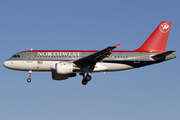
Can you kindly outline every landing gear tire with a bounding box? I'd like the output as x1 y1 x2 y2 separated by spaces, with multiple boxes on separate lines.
27 78 31 83
80 73 92 85
86 75 92 81
82 79 88 85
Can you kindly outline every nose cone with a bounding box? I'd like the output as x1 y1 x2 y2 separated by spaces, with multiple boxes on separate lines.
3 61 11 69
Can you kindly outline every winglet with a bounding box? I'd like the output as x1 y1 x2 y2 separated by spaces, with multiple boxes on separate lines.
115 43 120 49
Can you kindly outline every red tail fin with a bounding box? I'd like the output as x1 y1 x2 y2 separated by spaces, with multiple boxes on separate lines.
135 21 172 53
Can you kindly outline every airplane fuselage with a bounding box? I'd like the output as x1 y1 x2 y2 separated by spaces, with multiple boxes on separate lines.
4 50 176 72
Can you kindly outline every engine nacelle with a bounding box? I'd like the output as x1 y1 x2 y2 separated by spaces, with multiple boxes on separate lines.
52 71 76 80
56 62 73 74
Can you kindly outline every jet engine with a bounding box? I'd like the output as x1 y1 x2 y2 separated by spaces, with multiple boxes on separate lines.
52 62 76 80
55 62 73 74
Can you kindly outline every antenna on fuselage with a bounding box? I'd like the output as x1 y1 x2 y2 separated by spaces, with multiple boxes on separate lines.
31 48 33 51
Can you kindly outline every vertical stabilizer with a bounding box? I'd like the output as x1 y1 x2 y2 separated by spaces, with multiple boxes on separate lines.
135 21 172 53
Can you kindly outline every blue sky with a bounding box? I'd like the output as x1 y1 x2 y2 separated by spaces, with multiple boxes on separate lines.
0 0 180 120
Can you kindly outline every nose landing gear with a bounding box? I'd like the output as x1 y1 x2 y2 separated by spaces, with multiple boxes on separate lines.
27 70 32 83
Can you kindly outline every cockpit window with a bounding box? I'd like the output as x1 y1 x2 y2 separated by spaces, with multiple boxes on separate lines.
11 55 20 58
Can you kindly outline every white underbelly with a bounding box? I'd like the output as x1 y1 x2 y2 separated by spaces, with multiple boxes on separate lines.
5 60 134 72
102 63 134 71
4 61 55 71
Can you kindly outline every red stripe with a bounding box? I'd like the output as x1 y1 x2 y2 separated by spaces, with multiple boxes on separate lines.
21 50 151 53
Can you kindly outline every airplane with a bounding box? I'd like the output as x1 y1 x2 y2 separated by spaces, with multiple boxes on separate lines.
3 21 176 85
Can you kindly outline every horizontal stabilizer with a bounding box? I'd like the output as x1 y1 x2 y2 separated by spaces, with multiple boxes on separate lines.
152 50 176 59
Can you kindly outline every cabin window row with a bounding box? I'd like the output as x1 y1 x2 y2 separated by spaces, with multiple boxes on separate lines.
108 56 128 58
34 55 128 58
35 56 85 58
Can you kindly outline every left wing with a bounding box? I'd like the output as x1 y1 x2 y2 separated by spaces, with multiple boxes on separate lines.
73 43 120 70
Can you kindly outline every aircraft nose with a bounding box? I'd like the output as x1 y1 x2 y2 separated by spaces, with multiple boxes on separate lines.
3 60 11 68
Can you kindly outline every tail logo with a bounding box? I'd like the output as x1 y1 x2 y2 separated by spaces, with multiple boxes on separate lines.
159 23 170 33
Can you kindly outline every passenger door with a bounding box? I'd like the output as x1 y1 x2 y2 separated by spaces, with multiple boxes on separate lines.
26 52 32 63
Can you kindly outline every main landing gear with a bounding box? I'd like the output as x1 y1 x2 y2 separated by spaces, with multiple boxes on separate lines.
80 73 92 85
27 70 32 83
